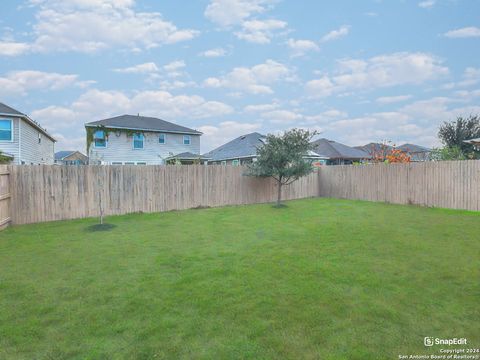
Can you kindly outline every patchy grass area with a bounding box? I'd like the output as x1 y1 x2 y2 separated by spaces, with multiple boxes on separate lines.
0 198 478 359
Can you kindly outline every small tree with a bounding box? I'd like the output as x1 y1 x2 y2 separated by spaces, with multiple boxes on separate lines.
430 146 467 161
438 115 480 157
247 129 317 207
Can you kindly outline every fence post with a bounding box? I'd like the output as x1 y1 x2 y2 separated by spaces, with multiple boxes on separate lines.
0 165 11 230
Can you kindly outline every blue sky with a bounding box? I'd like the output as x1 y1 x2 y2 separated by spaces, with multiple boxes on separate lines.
1 0 479 152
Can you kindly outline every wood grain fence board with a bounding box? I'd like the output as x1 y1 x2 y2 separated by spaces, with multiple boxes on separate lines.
9 165 320 225
318 160 480 211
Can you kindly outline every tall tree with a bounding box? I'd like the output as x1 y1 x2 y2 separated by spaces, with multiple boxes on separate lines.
247 129 317 207
438 115 480 157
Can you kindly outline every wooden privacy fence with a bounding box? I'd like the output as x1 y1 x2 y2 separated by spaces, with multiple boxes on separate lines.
319 160 480 211
9 165 319 225
2 161 480 228
0 165 10 229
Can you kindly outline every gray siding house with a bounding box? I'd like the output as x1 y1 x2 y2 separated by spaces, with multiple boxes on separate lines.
85 114 202 165
0 102 55 165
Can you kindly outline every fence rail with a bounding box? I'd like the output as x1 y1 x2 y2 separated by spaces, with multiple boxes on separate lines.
318 160 480 211
9 165 319 225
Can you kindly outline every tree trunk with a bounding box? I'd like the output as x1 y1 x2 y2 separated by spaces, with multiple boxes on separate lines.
276 181 282 206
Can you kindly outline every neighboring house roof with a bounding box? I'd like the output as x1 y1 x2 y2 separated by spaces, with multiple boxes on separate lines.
355 142 393 155
166 152 211 160
464 137 480 144
311 138 371 160
0 151 14 158
55 151 82 161
205 132 330 161
397 143 431 153
0 102 56 142
203 132 267 161
304 150 329 159
0 102 24 116
85 114 202 135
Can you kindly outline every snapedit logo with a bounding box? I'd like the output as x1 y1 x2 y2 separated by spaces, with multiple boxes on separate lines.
424 337 467 347
424 337 434 347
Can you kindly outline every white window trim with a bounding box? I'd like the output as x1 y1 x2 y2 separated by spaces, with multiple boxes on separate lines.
133 133 145 150
183 135 191 145
159 133 167 145
232 159 240 166
0 118 13 142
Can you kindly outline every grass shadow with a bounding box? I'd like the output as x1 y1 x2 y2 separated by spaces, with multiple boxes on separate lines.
272 203 288 209
85 223 117 232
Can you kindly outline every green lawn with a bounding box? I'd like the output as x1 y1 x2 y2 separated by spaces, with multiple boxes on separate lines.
0 198 478 359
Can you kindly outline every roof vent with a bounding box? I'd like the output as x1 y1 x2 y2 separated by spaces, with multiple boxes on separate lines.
240 135 246 140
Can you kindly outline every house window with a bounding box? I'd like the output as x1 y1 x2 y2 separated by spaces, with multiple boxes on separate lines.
125 162 135 165
38 133 42 144
133 133 144 149
159 133 166 144
232 159 240 166
112 162 122 165
136 162 147 165
221 161 227 166
183 135 191 145
0 119 12 141
94 130 106 148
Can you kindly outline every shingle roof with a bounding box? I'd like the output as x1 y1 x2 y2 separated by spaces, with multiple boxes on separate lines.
355 142 393 155
55 151 76 160
167 152 210 160
0 102 24 116
311 138 371 160
203 132 266 161
85 114 202 135
397 143 430 153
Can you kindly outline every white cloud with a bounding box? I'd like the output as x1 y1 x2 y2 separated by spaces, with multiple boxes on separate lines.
0 70 83 96
163 60 186 72
444 27 480 39
113 62 159 74
320 25 350 43
199 48 227 57
262 109 302 124
5 0 199 55
204 0 286 44
243 102 279 112
0 41 30 56
199 120 262 152
376 95 413 104
204 59 292 94
204 0 276 27
418 0 435 8
235 19 287 44
306 52 448 98
286 38 319 57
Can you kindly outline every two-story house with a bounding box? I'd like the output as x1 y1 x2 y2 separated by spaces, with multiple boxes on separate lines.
85 114 202 165
0 102 55 165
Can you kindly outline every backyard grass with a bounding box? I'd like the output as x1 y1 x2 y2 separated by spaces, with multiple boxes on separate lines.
0 198 479 359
